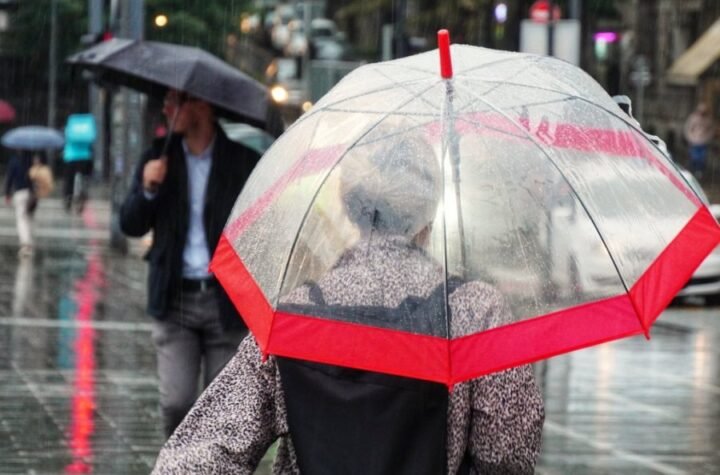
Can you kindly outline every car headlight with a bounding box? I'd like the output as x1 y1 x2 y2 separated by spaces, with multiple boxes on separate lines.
271 85 289 104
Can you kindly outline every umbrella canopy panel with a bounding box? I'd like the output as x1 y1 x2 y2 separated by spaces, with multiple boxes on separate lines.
67 39 269 126
1 126 65 151
213 45 718 382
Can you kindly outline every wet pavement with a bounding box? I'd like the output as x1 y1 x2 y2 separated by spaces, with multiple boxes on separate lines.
1 197 719 474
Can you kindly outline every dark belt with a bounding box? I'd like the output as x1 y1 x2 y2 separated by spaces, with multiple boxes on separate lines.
181 277 217 293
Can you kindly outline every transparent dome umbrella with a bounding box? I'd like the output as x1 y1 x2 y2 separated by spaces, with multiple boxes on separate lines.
211 31 720 387
2 126 64 151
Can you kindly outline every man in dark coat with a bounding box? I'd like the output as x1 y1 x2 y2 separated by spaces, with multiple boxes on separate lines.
120 89 260 438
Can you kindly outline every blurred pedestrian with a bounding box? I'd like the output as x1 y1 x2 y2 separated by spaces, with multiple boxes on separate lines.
153 136 545 474
63 113 97 213
4 150 36 257
119 89 260 439
684 102 715 179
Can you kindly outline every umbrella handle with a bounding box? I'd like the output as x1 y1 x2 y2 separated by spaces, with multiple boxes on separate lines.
145 155 168 194
146 107 176 194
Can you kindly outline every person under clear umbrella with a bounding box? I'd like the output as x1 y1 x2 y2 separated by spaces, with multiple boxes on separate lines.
152 134 545 474
119 89 261 439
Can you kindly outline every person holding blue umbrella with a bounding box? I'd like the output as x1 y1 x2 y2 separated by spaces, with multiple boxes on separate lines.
2 125 63 257
4 149 36 257
1 126 65 150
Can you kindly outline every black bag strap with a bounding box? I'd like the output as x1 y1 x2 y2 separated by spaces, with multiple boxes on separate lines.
293 276 466 338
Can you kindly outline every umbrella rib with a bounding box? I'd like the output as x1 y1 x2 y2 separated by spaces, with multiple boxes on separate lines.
455 82 633 298
292 54 539 130
347 120 435 147
440 84 454 348
470 77 648 133
463 77 689 197
478 76 680 171
290 77 436 129
271 114 326 312
451 60 540 116
509 79 685 175
452 116 529 140
68 38 134 66
375 50 536 79
274 81 442 312
296 54 531 123
322 95 575 121
372 62 437 78
319 64 463 150
373 67 447 115
321 108 439 117
455 52 539 77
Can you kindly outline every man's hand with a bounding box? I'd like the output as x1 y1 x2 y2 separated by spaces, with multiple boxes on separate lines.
143 157 167 193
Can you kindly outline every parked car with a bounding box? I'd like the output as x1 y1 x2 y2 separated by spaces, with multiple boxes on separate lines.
284 18 345 59
674 170 720 304
220 122 276 156
265 57 307 109
611 94 720 305
270 4 297 51
540 161 714 303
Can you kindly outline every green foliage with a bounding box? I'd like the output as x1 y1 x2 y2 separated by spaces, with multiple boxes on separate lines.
3 0 88 81
146 0 253 57
2 0 256 85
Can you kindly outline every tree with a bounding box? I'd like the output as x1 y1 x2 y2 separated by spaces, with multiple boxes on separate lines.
145 0 252 58
0 0 89 124
3 0 87 83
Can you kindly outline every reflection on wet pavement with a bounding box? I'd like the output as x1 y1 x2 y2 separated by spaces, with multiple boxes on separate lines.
0 199 719 474
0 200 160 474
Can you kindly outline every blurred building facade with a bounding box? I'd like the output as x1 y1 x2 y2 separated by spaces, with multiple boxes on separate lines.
618 0 720 162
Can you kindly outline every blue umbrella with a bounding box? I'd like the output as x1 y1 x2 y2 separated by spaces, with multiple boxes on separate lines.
1 126 65 151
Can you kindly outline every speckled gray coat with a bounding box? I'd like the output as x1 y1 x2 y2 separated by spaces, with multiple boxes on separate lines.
153 235 545 474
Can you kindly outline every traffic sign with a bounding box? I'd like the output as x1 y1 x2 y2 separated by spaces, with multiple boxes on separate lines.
530 0 562 22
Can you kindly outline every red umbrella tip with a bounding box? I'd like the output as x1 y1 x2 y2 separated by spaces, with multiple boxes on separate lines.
438 29 453 79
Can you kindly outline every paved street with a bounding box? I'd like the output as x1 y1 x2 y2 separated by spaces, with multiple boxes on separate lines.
0 196 719 474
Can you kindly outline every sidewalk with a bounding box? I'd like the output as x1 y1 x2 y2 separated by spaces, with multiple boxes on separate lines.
0 176 150 255
1 187 719 473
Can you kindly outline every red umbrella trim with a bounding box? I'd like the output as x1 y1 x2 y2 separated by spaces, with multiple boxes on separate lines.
629 205 720 329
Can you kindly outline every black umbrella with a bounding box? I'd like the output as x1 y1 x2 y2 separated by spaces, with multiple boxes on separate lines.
66 38 269 128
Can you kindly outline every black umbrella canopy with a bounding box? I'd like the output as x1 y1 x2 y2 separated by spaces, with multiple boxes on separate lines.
67 38 269 128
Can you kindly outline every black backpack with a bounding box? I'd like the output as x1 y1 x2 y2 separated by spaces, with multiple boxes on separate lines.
277 278 472 475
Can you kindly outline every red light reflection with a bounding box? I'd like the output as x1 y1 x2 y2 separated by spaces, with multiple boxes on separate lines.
65 208 104 474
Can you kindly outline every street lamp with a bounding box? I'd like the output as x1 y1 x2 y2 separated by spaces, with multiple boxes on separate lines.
154 14 168 28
